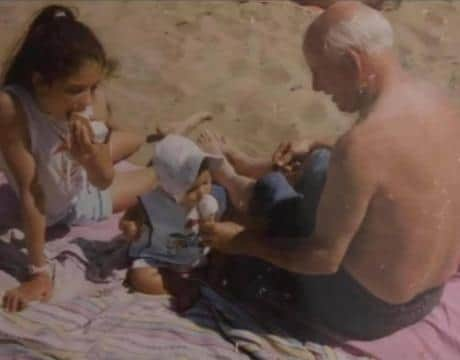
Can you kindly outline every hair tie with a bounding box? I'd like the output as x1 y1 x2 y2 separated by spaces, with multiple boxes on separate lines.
55 11 67 18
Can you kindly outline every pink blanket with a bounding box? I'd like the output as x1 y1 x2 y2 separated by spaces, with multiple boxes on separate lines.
340 270 460 359
0 171 347 359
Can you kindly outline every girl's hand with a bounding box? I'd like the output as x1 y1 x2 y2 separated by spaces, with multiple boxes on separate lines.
2 272 53 312
61 113 97 164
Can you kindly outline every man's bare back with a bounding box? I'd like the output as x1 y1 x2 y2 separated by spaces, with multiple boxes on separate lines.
343 81 460 303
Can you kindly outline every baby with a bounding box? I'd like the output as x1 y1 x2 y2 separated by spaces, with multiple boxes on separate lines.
119 135 226 309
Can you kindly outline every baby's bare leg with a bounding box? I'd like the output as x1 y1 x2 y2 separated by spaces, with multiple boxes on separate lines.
128 267 168 294
128 267 201 311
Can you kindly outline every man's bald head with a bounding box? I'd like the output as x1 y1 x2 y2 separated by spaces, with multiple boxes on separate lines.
304 1 393 59
301 2 395 113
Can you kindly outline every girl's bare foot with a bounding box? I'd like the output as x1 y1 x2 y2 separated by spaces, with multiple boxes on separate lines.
147 111 213 143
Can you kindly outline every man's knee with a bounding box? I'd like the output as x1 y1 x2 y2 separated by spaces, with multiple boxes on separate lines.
210 184 228 220
251 172 303 217
251 172 304 242
295 147 331 197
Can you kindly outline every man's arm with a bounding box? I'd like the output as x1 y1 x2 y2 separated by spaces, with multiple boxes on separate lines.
214 133 377 275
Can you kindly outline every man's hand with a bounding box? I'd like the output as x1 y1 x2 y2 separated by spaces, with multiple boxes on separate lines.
199 221 245 254
2 272 53 312
272 140 312 181
272 139 312 167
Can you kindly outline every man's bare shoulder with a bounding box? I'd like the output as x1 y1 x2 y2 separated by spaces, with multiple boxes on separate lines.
334 127 377 160
333 127 383 183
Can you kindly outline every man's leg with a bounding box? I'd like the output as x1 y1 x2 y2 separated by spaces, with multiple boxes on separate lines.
225 149 331 307
249 147 331 240
294 148 331 236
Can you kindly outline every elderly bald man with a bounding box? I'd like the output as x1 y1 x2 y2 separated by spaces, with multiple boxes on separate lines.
198 1 460 340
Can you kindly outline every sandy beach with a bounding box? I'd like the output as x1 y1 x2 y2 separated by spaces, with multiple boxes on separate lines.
0 0 459 164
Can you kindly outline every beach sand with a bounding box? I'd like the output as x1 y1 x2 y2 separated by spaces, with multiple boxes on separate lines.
0 0 459 164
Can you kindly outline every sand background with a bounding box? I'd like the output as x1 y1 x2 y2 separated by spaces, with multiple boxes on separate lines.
0 0 459 165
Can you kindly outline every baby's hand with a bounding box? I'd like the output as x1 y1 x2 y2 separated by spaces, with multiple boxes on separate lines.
119 205 145 241
119 219 142 241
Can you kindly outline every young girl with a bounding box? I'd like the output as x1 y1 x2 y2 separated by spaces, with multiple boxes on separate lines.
119 135 227 310
0 5 157 312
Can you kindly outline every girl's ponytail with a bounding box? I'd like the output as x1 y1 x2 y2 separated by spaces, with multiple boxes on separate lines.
29 5 76 30
2 5 109 90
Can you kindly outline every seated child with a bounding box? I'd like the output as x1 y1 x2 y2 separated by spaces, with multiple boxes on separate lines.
119 135 227 309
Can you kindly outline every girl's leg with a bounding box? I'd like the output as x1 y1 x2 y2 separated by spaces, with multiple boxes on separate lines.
110 168 156 212
148 111 213 143
108 112 213 163
108 130 144 163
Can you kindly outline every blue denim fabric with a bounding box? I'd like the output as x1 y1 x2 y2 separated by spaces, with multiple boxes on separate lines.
210 184 228 220
251 148 330 243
